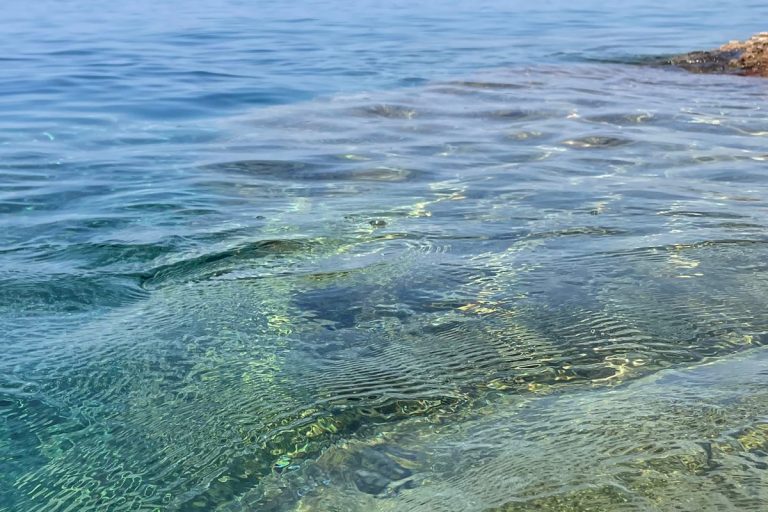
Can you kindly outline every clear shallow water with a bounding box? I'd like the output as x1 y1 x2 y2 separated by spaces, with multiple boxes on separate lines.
2 1 768 511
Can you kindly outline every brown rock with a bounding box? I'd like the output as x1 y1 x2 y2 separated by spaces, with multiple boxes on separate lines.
720 32 768 75
665 32 768 77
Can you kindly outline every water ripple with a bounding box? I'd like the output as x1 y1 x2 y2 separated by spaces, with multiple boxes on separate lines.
3 62 768 511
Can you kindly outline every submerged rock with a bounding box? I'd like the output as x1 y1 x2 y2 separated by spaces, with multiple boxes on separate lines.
664 32 768 76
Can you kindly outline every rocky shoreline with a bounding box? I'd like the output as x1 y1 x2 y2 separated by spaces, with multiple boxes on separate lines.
664 32 768 76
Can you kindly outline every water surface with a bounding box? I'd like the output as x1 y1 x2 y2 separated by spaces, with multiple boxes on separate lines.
2 1 768 511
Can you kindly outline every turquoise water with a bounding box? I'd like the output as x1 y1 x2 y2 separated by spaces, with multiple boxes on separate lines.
3 1 768 510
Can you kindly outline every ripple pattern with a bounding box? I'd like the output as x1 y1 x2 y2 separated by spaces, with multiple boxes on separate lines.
3 64 768 511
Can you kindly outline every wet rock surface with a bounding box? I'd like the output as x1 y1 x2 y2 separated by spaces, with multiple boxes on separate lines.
663 32 768 76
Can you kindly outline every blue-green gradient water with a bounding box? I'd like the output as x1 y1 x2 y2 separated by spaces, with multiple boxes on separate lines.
3 1 768 510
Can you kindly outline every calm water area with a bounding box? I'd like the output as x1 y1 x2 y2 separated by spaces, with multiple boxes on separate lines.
2 1 768 510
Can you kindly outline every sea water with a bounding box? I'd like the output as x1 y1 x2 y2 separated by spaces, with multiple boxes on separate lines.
2 1 768 510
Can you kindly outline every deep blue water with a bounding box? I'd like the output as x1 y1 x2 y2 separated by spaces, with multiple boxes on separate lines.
3 1 768 511
3 0 768 119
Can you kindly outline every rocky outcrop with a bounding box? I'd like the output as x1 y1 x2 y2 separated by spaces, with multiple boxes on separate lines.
664 32 768 76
